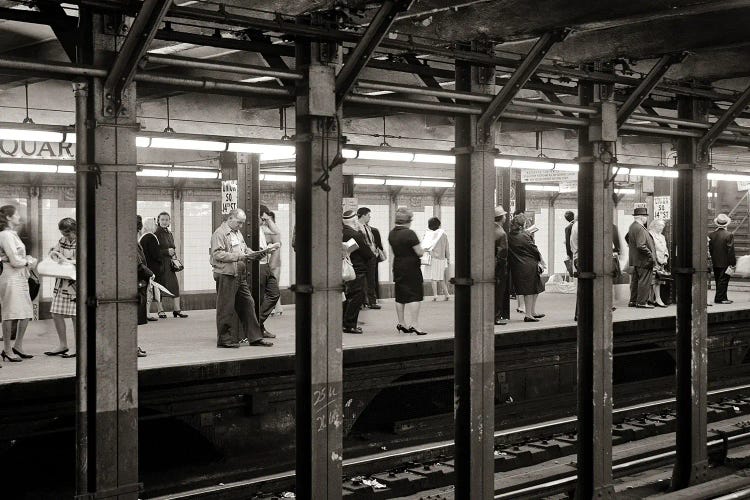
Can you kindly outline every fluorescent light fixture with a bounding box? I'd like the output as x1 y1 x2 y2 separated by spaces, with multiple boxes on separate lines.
361 90 396 96
707 172 750 182
525 184 559 192
628 168 678 178
146 137 227 151
612 166 630 175
0 128 63 143
353 177 386 185
169 169 219 179
63 132 76 144
494 158 512 168
420 180 454 188
342 148 358 159
0 163 58 173
147 42 198 55
137 168 169 177
357 150 415 162
240 76 277 83
512 160 554 170
413 154 455 164
228 143 296 161
385 178 421 186
57 165 75 174
614 188 636 195
554 163 579 172
136 136 151 147
262 174 296 182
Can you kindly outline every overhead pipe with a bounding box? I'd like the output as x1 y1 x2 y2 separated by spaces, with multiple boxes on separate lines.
144 53 303 80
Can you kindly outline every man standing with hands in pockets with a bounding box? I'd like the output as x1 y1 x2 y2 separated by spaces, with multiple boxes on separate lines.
210 208 275 348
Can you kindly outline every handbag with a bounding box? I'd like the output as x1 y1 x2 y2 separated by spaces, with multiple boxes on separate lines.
170 256 184 272
420 252 432 266
37 256 77 280
377 248 387 263
342 256 356 282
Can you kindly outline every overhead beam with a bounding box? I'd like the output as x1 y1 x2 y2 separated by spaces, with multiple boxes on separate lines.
616 53 687 127
404 55 454 104
697 84 750 159
477 29 569 139
103 0 173 115
335 0 413 108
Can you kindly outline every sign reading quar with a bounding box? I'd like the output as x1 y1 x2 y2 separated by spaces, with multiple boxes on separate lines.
221 180 238 214
0 140 75 159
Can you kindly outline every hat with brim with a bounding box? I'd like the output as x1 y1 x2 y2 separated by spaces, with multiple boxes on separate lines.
633 207 648 216
715 213 731 227
394 207 413 224
343 210 357 220
494 205 507 218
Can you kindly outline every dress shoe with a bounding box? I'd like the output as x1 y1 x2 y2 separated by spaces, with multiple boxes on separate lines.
611 306 617 311
628 302 636 307
494 318 508 325
396 324 409 333
654 302 667 308
636 303 655 309
250 339 274 347
173 311 189 318
218 343 241 348
61 352 76 358
12 348 33 359
343 327 363 334
368 304 382 310
158 312 168 319
146 316 158 322
262 329 276 339
44 348 69 356
523 317 539 322
407 326 428 336
533 314 545 319
715 300 733 304
137 347 147 357
1 351 22 362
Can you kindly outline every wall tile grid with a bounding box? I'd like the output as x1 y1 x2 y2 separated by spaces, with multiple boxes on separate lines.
182 202 214 291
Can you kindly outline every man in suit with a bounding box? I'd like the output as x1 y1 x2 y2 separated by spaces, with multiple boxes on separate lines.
709 213 736 304
357 207 384 309
494 205 510 325
343 210 375 334
625 206 656 308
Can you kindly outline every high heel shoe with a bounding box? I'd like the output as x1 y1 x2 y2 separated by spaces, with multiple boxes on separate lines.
407 326 428 336
396 324 409 333
173 311 189 318
12 347 33 359
1 350 22 362
158 312 167 319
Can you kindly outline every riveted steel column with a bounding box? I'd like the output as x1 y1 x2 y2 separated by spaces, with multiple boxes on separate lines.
576 77 615 499
454 41 496 500
671 95 710 489
295 37 343 499
75 12 140 500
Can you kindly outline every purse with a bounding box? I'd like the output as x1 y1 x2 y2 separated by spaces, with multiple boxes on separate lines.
170 256 184 272
37 256 77 280
342 256 356 282
420 252 432 266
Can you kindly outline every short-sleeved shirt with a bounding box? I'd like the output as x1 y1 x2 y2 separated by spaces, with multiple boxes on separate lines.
389 226 420 259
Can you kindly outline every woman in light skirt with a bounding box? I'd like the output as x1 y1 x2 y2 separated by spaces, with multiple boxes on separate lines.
421 217 451 301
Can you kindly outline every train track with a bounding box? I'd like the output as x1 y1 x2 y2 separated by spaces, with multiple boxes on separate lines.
150 382 750 499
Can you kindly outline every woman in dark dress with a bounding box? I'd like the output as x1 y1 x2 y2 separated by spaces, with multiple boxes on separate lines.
388 208 428 335
508 213 545 322
154 212 188 318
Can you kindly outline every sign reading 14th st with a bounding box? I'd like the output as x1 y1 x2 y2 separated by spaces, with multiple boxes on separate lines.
221 180 238 214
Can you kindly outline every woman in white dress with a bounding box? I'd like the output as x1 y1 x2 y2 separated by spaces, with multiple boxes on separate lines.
649 219 669 307
0 205 37 362
421 217 451 301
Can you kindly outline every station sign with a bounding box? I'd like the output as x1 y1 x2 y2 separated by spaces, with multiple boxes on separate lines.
559 181 578 193
653 195 671 220
0 140 74 160
221 180 238 214
520 170 577 183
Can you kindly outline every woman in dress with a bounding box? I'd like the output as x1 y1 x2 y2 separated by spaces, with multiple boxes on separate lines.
421 217 451 301
153 212 187 318
388 208 428 335
139 217 162 321
45 217 77 358
649 219 669 308
508 213 546 322
0 205 37 362
263 211 283 316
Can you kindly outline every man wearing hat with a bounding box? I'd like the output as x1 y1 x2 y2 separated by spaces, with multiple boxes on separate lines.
494 205 510 325
625 206 656 308
709 213 736 304
343 210 375 334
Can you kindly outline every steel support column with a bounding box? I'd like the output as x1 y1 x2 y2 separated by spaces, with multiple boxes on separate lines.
295 38 344 499
616 53 686 127
576 78 616 499
454 41 496 500
75 12 140 500
672 95 710 489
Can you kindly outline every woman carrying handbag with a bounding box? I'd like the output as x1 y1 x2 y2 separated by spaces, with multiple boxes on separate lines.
154 212 188 318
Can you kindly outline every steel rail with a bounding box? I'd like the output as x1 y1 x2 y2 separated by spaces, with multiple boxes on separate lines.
144 53 303 80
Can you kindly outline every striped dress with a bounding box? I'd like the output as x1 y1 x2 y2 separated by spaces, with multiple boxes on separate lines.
50 237 77 317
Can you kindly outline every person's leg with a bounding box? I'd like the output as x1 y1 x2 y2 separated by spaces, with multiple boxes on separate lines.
714 267 729 302
523 295 534 318
517 295 525 313
52 314 68 351
13 319 29 352
528 294 538 317
258 264 280 326
366 258 378 306
629 268 639 305
396 302 406 325
430 280 438 300
236 277 263 342
406 301 422 329
154 283 164 313
215 274 238 346
343 274 365 329
2 320 15 356
652 283 664 306
173 296 182 312
637 267 652 304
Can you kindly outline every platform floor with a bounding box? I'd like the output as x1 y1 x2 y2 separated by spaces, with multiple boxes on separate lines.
2 291 749 384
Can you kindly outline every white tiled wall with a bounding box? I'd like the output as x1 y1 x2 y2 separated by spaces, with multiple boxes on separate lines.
272 203 291 287
40 199 75 298
182 202 214 291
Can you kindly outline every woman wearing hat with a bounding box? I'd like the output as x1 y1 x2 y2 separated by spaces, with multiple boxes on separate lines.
507 213 546 322
388 208 428 335
648 219 669 307
709 213 736 304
